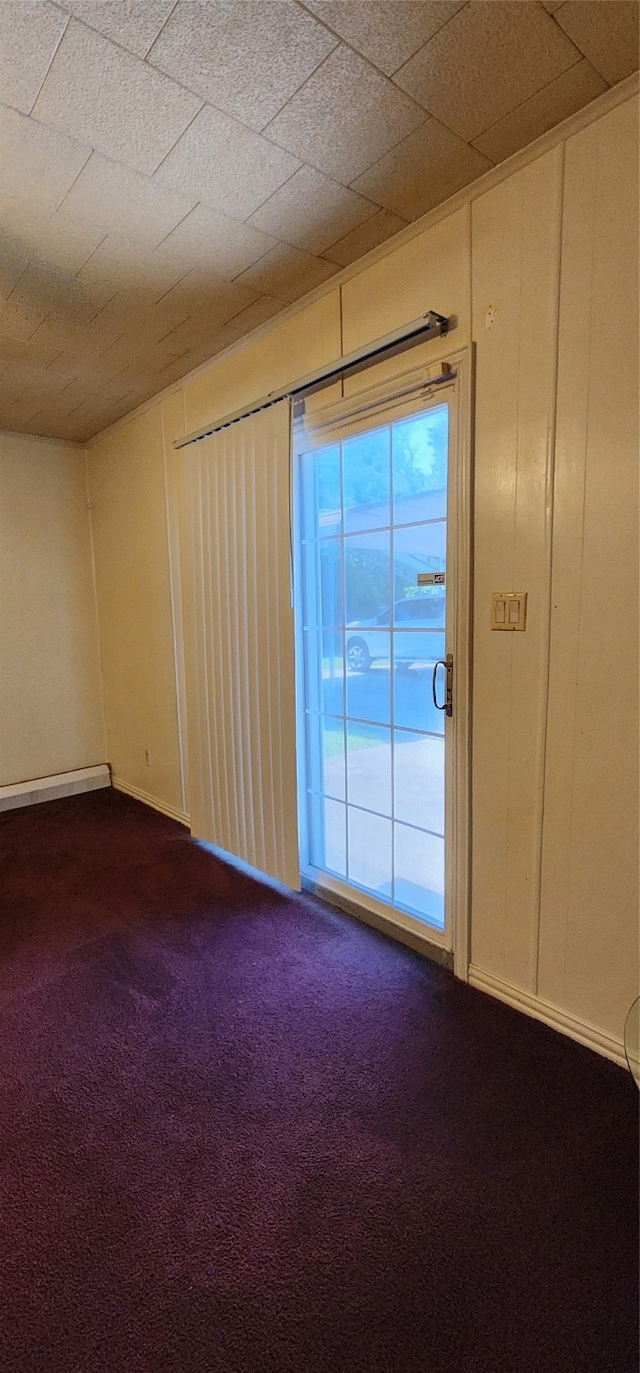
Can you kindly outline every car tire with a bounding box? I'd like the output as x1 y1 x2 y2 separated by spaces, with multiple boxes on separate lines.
346 637 371 673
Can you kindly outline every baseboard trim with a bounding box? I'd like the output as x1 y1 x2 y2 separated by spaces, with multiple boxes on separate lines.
111 776 190 827
468 965 627 1068
0 764 111 813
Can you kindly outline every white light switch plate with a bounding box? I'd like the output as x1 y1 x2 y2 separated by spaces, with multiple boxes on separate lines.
491 592 527 630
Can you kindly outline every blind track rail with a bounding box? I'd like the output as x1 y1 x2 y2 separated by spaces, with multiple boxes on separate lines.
173 310 451 450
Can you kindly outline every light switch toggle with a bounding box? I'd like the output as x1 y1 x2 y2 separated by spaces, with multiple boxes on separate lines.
491 592 527 630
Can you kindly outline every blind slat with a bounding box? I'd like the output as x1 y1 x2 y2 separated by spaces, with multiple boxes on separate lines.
178 400 299 889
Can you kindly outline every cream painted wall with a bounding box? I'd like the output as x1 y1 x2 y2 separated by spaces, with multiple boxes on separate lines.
0 431 104 786
86 403 186 820
86 89 638 1052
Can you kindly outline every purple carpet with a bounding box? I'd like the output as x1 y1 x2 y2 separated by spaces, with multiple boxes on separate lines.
0 789 637 1373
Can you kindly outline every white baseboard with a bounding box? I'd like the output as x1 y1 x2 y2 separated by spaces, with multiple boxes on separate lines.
111 776 190 827
468 964 627 1068
0 764 110 813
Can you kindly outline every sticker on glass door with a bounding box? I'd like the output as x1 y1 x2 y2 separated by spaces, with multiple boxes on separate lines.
297 400 449 932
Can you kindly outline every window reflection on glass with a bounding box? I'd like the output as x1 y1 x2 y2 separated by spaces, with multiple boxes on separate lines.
343 425 390 530
344 530 391 625
301 444 341 539
301 540 343 630
303 630 344 718
392 405 448 523
393 523 446 629
345 634 391 726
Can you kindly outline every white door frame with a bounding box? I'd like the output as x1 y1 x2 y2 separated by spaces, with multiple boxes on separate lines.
447 344 473 981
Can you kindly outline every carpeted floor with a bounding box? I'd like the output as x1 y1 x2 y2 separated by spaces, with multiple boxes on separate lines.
0 789 637 1373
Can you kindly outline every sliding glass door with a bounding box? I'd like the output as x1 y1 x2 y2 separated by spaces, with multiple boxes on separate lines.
296 379 460 947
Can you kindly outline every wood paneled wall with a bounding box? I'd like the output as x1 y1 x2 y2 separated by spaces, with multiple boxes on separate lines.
538 98 639 1034
86 90 639 1054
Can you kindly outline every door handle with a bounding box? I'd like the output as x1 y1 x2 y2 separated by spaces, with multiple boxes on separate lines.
432 654 453 717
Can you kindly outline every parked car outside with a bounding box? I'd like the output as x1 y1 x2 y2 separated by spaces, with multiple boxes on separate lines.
346 595 445 672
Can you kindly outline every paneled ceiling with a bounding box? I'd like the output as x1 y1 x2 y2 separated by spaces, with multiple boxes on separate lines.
0 0 637 442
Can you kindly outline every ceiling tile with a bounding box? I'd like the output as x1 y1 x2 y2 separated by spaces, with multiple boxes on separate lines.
95 330 192 382
0 336 60 368
6 369 68 404
88 296 188 360
29 311 128 360
46 377 95 416
394 1 581 141
323 208 409 267
303 1 465 76
154 104 300 218
0 0 68 114
0 297 47 342
7 262 114 329
0 230 28 302
0 106 91 210
99 372 142 403
65 399 123 439
57 0 177 58
22 413 85 440
75 234 190 302
43 350 83 386
217 294 284 345
159 203 278 278
0 198 105 274
233 243 340 304
0 374 30 409
553 1 639 84
152 270 260 326
141 321 229 377
183 335 235 368
352 119 491 220
147 0 336 131
146 315 217 359
54 348 147 392
0 389 50 427
264 44 427 183
58 153 197 250
153 351 203 388
247 165 379 255
473 58 607 164
33 19 202 175
7 405 43 428
157 350 200 386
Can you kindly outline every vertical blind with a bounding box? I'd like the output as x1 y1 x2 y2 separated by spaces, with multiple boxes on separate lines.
178 399 299 889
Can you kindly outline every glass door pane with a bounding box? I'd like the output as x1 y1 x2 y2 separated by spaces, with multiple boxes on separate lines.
297 400 449 934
